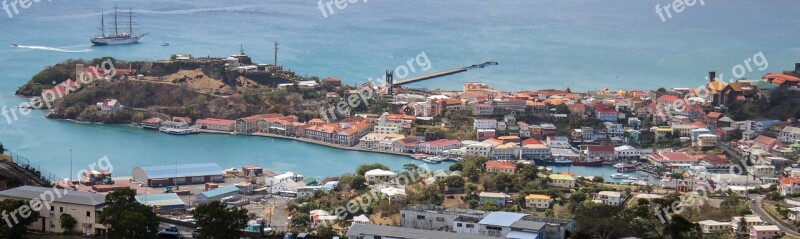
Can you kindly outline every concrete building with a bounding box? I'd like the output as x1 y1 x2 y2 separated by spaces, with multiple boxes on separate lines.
479 192 510 206
547 174 575 188
697 220 731 234
593 191 623 206
0 186 107 235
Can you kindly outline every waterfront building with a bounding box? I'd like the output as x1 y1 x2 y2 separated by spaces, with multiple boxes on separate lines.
585 145 615 162
96 98 123 114
235 115 262 133
359 133 404 150
392 136 421 153
141 117 163 129
132 163 224 187
196 118 236 132
545 136 570 149
463 142 494 157
614 145 639 160
489 143 519 160
135 193 186 211
419 139 463 155
0 186 107 235
196 185 240 204
646 152 699 166
520 143 551 161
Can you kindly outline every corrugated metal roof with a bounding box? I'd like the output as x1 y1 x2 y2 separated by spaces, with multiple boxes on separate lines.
199 185 239 198
506 231 539 239
346 223 495 239
135 193 185 206
0 186 105 206
478 211 527 227
136 163 223 179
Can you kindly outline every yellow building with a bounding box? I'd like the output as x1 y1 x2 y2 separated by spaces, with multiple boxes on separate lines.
525 194 553 210
548 174 576 188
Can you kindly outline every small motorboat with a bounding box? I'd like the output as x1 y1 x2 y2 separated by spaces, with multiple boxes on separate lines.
611 173 628 179
9 43 18 47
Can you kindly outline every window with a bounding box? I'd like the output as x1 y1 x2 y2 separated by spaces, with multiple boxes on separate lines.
466 224 474 228
60 207 63 213
50 206 54 211
416 215 425 220
436 217 444 222
401 213 405 218
86 211 91 217
457 223 462 227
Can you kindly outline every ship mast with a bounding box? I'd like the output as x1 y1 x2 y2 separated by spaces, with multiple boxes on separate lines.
99 10 105 37
128 8 133 34
113 5 118 36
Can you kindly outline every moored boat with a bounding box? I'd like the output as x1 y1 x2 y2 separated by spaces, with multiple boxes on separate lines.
572 158 604 166
611 173 628 179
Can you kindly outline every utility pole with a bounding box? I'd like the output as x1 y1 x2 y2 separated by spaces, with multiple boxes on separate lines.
70 149 73 182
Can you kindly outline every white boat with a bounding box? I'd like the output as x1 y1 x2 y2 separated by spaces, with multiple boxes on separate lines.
423 157 442 164
9 43 18 47
620 179 636 184
627 177 638 180
161 35 169 46
91 7 147 46
159 127 197 135
611 173 628 179
224 168 240 173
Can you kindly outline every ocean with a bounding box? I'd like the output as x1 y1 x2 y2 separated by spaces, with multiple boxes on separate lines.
0 0 797 180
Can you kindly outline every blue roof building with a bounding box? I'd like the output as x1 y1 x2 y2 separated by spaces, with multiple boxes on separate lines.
132 163 224 187
196 185 240 203
135 193 186 211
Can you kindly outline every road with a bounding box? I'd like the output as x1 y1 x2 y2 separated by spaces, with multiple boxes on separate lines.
751 195 800 237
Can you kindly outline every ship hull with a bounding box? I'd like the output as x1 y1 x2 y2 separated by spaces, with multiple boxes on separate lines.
91 36 142 46
571 160 604 167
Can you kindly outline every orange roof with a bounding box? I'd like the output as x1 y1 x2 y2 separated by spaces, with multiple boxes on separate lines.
707 112 722 118
780 177 800 185
764 73 800 83
658 95 680 102
486 161 516 170
521 138 544 146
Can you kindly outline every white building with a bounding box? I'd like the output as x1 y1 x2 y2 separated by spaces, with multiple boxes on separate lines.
96 99 123 114
364 169 397 182
779 126 800 143
697 220 731 234
593 191 623 206
546 136 570 149
614 145 639 160
519 144 551 161
489 143 519 160
473 119 498 129
464 142 494 157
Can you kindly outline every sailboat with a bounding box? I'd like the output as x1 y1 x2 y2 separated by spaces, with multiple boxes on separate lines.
91 6 148 46
161 35 169 46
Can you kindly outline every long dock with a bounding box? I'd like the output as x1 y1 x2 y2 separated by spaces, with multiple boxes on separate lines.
393 68 468 86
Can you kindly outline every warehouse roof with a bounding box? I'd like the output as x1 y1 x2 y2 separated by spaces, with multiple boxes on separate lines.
199 185 239 198
134 163 223 179
135 193 185 207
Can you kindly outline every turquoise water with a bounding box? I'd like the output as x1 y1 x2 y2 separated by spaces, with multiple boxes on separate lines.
0 0 798 178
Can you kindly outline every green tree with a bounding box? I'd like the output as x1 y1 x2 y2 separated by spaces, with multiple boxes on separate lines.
664 214 701 239
99 188 159 239
316 224 335 238
0 199 39 238
441 175 465 189
356 163 390 175
291 212 311 228
194 200 249 239
59 213 77 234
349 175 367 190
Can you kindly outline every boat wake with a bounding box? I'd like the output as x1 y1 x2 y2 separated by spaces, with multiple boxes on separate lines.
13 45 92 53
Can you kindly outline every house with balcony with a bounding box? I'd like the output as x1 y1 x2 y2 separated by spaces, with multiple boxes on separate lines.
525 194 552 211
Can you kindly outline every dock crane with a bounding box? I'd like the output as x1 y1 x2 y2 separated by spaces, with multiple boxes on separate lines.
385 61 498 95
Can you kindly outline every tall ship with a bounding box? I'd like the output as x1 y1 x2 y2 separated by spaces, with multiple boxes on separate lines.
91 7 147 45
